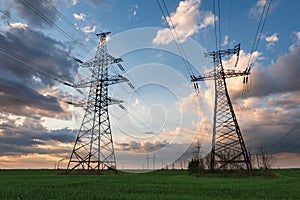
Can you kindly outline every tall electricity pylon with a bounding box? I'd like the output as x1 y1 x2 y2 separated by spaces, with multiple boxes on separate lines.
66 32 128 174
192 44 252 170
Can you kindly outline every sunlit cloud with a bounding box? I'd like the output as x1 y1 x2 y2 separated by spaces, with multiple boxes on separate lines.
263 33 279 49
176 92 200 114
0 153 69 169
9 22 28 29
294 31 300 41
153 0 215 45
72 0 79 6
73 13 86 21
81 25 96 33
249 0 267 19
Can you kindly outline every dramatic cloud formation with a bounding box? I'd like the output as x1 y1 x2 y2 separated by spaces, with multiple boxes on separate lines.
0 79 63 118
0 27 78 85
0 26 79 118
0 0 299 169
177 43 300 164
9 22 28 29
0 2 82 168
153 0 215 45
115 140 168 153
221 44 300 157
250 44 300 97
0 116 75 156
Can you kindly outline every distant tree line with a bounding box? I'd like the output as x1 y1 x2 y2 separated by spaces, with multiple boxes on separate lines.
188 145 277 176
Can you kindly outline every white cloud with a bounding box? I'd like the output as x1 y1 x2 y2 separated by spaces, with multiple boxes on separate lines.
81 25 96 33
222 35 229 46
133 4 138 16
199 11 215 29
294 31 300 41
249 0 267 19
72 0 79 5
129 4 139 18
133 98 139 106
176 92 200 114
257 0 267 7
153 0 215 45
264 33 279 49
222 50 262 98
73 13 86 21
9 22 28 29
265 33 278 42
153 29 174 45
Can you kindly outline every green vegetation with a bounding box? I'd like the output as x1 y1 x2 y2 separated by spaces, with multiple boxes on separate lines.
0 169 299 199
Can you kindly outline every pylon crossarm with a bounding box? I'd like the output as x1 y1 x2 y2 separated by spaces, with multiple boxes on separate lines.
72 75 128 88
105 75 129 85
107 54 123 64
191 70 215 81
81 57 121 68
107 97 123 105
192 68 249 82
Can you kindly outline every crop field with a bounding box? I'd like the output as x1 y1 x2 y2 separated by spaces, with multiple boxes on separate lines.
0 169 299 199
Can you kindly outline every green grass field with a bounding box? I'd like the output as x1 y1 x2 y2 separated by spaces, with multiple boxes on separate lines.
0 169 299 199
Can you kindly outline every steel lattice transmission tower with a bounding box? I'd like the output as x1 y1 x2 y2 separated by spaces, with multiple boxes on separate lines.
66 32 128 173
192 44 252 170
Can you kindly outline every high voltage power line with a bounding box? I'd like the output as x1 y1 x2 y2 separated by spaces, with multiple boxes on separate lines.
18 0 91 54
247 0 273 72
40 0 97 47
155 0 195 78
0 47 71 83
212 0 222 51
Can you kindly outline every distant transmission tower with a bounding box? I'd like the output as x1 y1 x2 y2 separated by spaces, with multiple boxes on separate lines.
192 44 252 170
66 32 128 174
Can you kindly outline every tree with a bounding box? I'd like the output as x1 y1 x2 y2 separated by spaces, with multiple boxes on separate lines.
257 145 277 175
188 158 205 175
204 153 211 169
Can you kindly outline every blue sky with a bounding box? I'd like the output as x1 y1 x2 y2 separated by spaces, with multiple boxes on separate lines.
0 0 300 169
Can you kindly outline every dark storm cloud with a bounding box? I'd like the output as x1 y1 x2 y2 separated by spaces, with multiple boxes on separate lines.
247 45 300 98
0 78 63 117
243 124 300 155
230 44 300 155
115 140 168 153
0 117 76 156
0 27 78 86
10 0 57 28
0 26 79 117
